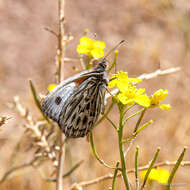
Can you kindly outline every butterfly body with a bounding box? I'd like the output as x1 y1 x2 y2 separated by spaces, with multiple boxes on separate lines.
42 58 109 138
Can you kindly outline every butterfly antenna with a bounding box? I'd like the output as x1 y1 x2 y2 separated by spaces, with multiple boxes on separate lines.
104 40 125 59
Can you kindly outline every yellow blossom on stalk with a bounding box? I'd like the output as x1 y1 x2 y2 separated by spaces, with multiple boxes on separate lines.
140 167 170 184
108 71 142 91
48 84 57 92
117 86 150 107
77 36 105 58
150 89 171 110
108 71 150 107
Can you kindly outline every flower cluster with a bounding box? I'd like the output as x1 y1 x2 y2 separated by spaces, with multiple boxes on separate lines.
77 36 105 58
108 71 171 110
109 71 150 107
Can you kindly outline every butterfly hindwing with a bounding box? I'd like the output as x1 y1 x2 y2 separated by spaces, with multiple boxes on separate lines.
59 76 107 138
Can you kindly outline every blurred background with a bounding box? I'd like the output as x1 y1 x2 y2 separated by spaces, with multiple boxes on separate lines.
0 0 190 189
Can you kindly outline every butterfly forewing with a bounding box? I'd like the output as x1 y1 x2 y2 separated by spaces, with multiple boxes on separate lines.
42 59 109 138
42 82 76 122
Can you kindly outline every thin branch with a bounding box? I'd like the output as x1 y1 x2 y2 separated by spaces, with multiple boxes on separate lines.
56 0 65 83
56 1 66 190
138 67 181 80
56 135 66 190
44 27 58 37
0 158 37 184
140 148 160 190
105 67 181 99
89 132 117 169
133 108 146 133
135 146 140 190
105 115 118 131
70 160 190 189
112 162 120 190
166 147 187 190
118 107 131 190
45 160 84 182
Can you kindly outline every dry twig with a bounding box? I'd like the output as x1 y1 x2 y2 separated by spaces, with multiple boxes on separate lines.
70 160 190 189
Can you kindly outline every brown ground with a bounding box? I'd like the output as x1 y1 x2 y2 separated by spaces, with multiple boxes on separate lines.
0 0 190 189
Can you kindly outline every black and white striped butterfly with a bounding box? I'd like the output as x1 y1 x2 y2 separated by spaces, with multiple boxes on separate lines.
42 58 109 138
42 40 124 138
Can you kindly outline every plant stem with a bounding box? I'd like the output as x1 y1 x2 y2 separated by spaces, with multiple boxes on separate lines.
166 147 187 190
140 147 160 190
90 132 117 169
112 162 120 190
118 108 131 190
56 136 66 190
56 1 66 190
56 0 65 83
135 146 140 190
133 108 146 133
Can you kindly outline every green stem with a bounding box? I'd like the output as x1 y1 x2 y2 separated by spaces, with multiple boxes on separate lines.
105 115 118 130
118 108 131 190
134 108 146 133
124 108 144 126
112 162 120 190
166 147 187 190
124 103 136 116
135 146 140 190
140 148 160 190
122 120 153 144
90 132 117 169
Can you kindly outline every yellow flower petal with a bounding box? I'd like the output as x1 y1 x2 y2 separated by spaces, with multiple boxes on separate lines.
91 49 104 58
48 84 57 92
134 94 151 108
93 41 106 49
156 168 170 184
149 89 170 110
151 89 168 105
77 36 105 58
108 79 117 89
159 104 171 110
117 93 133 105
140 168 170 184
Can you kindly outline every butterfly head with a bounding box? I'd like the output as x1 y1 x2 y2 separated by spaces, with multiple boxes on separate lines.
93 58 109 72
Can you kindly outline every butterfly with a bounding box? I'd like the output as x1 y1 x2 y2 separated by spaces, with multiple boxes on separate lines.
42 58 109 138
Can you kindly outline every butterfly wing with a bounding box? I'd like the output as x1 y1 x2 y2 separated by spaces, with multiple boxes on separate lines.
42 82 76 122
42 61 109 138
42 68 98 121
59 76 107 138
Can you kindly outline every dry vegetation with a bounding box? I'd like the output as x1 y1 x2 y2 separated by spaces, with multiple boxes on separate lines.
0 0 190 190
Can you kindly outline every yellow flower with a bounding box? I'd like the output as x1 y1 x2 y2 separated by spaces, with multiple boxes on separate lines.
108 71 150 107
117 86 150 107
77 36 105 58
108 71 142 91
48 84 57 92
140 167 170 184
150 89 171 110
